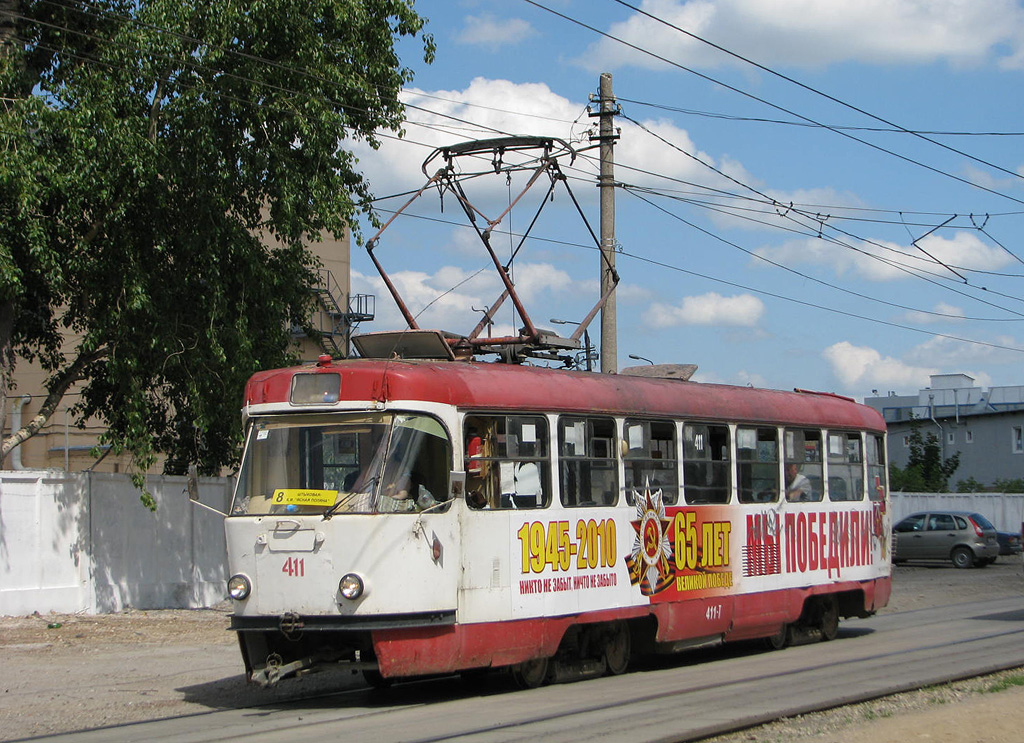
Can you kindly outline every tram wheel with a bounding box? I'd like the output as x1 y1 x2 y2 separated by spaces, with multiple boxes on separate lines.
603 620 631 676
766 623 790 650
818 597 839 641
510 656 549 689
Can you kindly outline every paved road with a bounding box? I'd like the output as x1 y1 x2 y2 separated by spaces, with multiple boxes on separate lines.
30 595 1024 743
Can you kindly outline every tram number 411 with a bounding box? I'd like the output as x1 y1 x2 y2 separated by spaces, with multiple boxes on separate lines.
282 557 306 577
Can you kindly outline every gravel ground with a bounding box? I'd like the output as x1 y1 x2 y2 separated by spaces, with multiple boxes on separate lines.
1 560 1022 741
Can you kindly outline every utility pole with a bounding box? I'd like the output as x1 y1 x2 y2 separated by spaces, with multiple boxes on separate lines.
591 73 619 374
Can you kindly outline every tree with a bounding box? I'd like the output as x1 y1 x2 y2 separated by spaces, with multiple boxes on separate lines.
889 419 961 492
955 477 985 493
1 0 433 503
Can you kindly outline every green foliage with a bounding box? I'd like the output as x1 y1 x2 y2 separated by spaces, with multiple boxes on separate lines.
1 0 433 492
955 477 986 493
992 478 1024 493
888 419 960 492
984 673 1024 693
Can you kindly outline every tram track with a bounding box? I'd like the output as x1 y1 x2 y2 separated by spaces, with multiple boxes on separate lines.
34 596 1024 743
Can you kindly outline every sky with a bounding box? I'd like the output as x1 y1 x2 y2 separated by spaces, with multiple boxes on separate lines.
344 0 1024 403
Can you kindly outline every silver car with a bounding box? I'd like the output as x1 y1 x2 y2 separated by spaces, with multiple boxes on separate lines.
892 511 999 569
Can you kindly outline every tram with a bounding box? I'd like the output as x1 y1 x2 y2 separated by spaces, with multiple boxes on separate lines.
222 331 891 688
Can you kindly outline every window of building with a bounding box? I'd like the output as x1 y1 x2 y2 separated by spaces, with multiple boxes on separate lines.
966 430 974 444
737 426 779 503
827 431 864 501
683 423 731 504
558 416 618 507
947 432 955 445
464 414 550 510
623 419 678 505
1014 426 1024 455
867 434 886 501
783 429 823 503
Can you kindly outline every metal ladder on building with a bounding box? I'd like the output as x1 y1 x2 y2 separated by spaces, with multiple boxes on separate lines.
311 268 375 358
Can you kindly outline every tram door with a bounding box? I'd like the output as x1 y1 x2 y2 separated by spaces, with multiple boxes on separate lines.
460 414 551 622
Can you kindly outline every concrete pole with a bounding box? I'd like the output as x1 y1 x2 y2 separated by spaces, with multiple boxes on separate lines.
597 73 618 374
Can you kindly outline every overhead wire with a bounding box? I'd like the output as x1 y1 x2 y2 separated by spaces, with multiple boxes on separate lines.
590 112 1024 289
13 1 1024 351
617 96 1024 137
370 196 1024 353
520 0 1024 207
609 0 1024 184
623 187 1024 321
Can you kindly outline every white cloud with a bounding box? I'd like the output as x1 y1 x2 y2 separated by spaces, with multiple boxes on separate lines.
506 262 574 302
579 0 1024 72
352 262 593 336
455 14 536 47
754 230 1016 282
354 78 587 202
353 78 739 208
644 292 764 327
904 334 1024 369
823 341 937 389
901 302 965 325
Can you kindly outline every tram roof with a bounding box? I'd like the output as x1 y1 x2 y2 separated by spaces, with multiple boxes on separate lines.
244 358 886 432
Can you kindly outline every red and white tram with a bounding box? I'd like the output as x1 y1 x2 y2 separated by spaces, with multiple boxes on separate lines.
223 341 891 688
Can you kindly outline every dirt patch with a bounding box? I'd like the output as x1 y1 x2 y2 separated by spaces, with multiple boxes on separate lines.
2 561 1023 741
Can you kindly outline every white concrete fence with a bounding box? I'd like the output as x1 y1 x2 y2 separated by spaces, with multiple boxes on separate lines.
0 470 231 616
3 470 1024 617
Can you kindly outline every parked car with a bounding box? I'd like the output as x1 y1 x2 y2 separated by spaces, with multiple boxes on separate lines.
892 511 999 568
997 530 1022 556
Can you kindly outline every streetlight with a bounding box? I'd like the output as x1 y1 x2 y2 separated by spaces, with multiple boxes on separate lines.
629 354 654 365
550 318 596 372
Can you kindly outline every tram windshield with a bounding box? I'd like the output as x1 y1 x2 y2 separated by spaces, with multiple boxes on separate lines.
230 413 452 516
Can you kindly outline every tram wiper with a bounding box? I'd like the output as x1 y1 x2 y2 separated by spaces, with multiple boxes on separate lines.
323 493 358 520
322 480 376 520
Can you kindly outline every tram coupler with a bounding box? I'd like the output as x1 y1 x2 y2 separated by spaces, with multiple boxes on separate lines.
250 656 314 688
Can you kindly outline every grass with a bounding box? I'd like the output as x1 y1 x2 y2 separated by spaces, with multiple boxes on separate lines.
983 672 1024 693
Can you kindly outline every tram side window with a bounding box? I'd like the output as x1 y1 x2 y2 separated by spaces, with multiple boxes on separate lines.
783 429 823 503
737 426 780 503
683 423 731 504
623 419 679 505
464 415 550 510
828 432 864 501
867 434 887 502
559 417 618 507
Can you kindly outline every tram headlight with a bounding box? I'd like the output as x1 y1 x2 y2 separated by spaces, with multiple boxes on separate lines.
227 574 251 601
339 573 364 600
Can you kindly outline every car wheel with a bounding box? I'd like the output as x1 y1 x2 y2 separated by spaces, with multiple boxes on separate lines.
951 546 974 569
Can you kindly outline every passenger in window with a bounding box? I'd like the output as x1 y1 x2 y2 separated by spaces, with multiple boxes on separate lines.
466 428 483 475
785 463 812 502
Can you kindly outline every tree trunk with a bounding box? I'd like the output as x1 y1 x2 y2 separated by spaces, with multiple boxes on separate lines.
0 346 108 460
0 300 13 455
